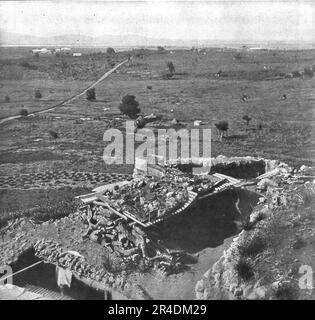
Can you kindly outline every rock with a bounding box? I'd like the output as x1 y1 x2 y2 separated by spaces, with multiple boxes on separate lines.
213 272 221 287
196 291 204 300
242 284 253 297
271 281 280 290
229 283 238 294
246 291 259 300
212 261 221 274
254 285 268 299
195 279 204 293
204 269 212 279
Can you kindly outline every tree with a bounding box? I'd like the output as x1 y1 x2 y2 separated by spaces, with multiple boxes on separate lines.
107 47 115 54
119 94 141 119
167 61 175 75
86 88 96 101
19 108 28 116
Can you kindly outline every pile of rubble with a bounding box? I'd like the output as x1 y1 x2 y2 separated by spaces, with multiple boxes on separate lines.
78 203 184 275
34 239 151 300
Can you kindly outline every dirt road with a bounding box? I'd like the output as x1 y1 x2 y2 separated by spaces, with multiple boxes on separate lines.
0 58 130 125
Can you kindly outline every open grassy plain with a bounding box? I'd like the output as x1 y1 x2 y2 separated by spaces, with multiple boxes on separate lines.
0 45 314 227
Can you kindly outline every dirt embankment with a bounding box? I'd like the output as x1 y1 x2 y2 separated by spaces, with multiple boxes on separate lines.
195 162 315 300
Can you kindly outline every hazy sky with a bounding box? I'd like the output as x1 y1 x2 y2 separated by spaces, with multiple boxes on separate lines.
0 0 314 41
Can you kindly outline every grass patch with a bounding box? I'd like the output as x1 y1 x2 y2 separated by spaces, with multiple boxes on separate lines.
0 186 91 227
235 258 255 281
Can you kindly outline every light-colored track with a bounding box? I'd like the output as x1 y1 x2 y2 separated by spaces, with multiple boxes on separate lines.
0 58 130 125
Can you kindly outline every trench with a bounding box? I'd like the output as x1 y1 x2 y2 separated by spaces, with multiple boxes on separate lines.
133 187 260 300
209 160 266 179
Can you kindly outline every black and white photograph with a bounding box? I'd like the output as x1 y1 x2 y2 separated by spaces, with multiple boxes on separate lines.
0 0 314 303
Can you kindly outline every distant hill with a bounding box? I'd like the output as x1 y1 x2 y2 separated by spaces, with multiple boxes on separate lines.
0 31 196 47
0 31 314 49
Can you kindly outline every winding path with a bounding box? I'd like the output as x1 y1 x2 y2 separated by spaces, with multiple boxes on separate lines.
0 58 130 125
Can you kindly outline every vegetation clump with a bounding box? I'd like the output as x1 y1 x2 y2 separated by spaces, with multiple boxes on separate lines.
86 88 96 101
119 94 141 119
19 108 29 116
34 89 42 99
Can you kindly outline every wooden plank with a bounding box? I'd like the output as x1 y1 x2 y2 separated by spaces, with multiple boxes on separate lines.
93 200 128 221
95 196 129 221
212 173 240 185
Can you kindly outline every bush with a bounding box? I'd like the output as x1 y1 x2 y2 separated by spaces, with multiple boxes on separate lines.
19 108 29 116
48 130 59 139
119 94 141 119
86 88 96 101
4 95 10 103
35 89 42 99
235 258 255 281
292 70 303 78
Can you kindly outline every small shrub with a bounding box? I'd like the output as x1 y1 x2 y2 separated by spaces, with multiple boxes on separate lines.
235 258 255 281
234 217 254 231
167 61 175 75
35 89 42 99
119 94 141 119
292 70 303 78
4 96 10 103
19 108 29 116
48 130 59 139
86 88 96 101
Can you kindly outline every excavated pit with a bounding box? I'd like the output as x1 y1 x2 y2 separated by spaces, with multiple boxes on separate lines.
148 188 260 254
